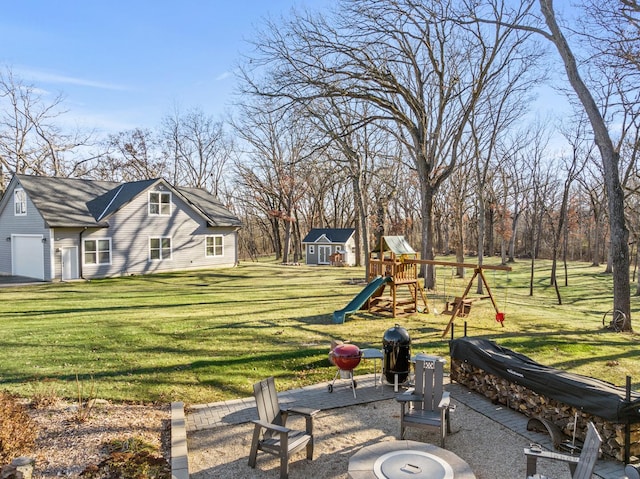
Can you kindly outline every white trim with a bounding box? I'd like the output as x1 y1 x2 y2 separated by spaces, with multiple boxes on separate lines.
205 234 224 257
83 238 112 265
98 185 124 221
149 236 172 261
148 191 172 216
318 245 331 264
14 188 27 216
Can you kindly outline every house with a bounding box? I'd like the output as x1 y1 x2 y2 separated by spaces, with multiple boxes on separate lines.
302 228 356 266
0 174 242 281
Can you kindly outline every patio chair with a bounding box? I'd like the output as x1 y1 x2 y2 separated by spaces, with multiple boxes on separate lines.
524 421 602 479
248 376 319 479
626 464 640 479
396 355 452 447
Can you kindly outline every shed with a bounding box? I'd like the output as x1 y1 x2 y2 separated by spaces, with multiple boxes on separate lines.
302 228 356 266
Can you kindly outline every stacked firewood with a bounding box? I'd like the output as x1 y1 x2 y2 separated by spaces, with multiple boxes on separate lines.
451 358 640 461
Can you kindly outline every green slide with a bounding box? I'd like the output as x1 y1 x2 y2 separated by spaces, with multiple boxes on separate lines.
333 276 390 324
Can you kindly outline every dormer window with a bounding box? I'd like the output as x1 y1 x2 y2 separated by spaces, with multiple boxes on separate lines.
149 191 171 216
14 188 26 216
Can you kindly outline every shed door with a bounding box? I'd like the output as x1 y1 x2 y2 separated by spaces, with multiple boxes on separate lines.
12 235 45 280
318 245 331 265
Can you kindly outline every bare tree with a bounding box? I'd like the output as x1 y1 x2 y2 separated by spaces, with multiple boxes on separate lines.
240 0 540 288
550 118 591 291
232 100 313 263
537 0 632 328
0 67 94 190
161 107 231 196
93 128 166 182
470 0 633 329
303 98 383 274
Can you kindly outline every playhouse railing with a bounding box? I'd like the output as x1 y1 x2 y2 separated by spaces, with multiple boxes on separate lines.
369 258 418 283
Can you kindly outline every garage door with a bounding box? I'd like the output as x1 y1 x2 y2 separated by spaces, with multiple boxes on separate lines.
12 235 45 280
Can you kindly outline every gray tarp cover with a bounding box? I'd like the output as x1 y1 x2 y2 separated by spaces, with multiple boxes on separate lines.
449 337 640 424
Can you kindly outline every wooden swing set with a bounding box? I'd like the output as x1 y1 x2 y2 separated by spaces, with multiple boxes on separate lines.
404 259 512 337
367 237 511 336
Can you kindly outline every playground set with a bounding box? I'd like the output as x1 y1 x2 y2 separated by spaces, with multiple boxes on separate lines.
332 236 512 336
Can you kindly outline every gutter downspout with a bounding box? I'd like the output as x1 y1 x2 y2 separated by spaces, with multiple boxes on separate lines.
79 227 87 280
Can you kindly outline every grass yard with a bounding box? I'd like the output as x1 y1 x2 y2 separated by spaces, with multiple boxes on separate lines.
0 257 638 405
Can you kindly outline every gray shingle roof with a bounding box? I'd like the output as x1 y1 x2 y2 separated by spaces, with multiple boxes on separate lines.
11 175 241 229
302 228 355 243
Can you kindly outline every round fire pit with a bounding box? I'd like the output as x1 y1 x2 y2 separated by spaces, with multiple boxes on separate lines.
373 450 454 479
348 441 476 479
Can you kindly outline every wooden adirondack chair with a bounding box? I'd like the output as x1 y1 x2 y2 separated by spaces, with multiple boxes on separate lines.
524 421 602 479
248 377 319 479
396 355 452 447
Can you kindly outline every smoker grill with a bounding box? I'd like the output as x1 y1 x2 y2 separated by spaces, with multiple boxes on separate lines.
382 324 411 390
328 343 362 398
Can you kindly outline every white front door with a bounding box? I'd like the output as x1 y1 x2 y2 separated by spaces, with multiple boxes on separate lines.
12 235 45 280
61 247 79 281
318 245 331 264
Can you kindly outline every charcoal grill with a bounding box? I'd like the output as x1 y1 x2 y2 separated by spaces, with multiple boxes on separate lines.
328 343 361 398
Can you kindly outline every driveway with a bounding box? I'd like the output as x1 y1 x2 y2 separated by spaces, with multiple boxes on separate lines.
0 275 45 287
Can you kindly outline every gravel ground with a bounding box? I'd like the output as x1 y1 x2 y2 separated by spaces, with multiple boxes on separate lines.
24 400 170 478
187 398 573 479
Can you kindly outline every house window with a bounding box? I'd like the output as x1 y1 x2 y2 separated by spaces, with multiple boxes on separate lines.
150 237 172 260
148 191 171 216
84 239 112 265
205 235 223 257
14 189 26 216
308 245 315 254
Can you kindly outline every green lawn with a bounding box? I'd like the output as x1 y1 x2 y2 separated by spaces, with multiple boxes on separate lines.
0 258 638 405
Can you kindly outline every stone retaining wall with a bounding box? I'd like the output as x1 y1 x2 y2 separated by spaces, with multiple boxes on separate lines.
451 358 640 461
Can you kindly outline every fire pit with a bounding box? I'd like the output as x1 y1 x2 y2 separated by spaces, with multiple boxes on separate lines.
348 441 476 479
328 343 362 397
373 450 454 479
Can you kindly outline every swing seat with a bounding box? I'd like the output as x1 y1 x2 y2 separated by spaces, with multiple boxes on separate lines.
443 297 473 317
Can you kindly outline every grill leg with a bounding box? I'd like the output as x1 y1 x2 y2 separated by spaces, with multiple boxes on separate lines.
350 371 356 398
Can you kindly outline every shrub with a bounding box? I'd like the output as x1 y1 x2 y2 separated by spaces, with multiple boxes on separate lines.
0 391 37 465
80 437 170 479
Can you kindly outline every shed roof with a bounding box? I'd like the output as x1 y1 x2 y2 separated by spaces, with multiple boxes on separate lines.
302 228 355 243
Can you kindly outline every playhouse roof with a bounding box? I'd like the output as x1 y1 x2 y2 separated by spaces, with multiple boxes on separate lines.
379 236 416 255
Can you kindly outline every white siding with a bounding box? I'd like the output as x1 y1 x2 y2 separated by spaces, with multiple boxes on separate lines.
81 185 237 279
50 228 84 280
0 183 51 279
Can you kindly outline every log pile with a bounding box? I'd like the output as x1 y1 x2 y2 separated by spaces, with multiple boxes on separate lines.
451 358 640 461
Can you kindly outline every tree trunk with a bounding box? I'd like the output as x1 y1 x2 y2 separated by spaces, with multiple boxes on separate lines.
540 0 632 331
353 175 370 278
421 183 436 289
477 191 485 295
508 202 520 263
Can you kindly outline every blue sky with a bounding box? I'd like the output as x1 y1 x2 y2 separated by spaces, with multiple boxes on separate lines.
0 1 332 135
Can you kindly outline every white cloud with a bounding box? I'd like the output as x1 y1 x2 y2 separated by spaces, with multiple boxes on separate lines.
215 71 232 81
14 66 128 91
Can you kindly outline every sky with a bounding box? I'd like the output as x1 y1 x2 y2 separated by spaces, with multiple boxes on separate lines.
0 1 334 135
